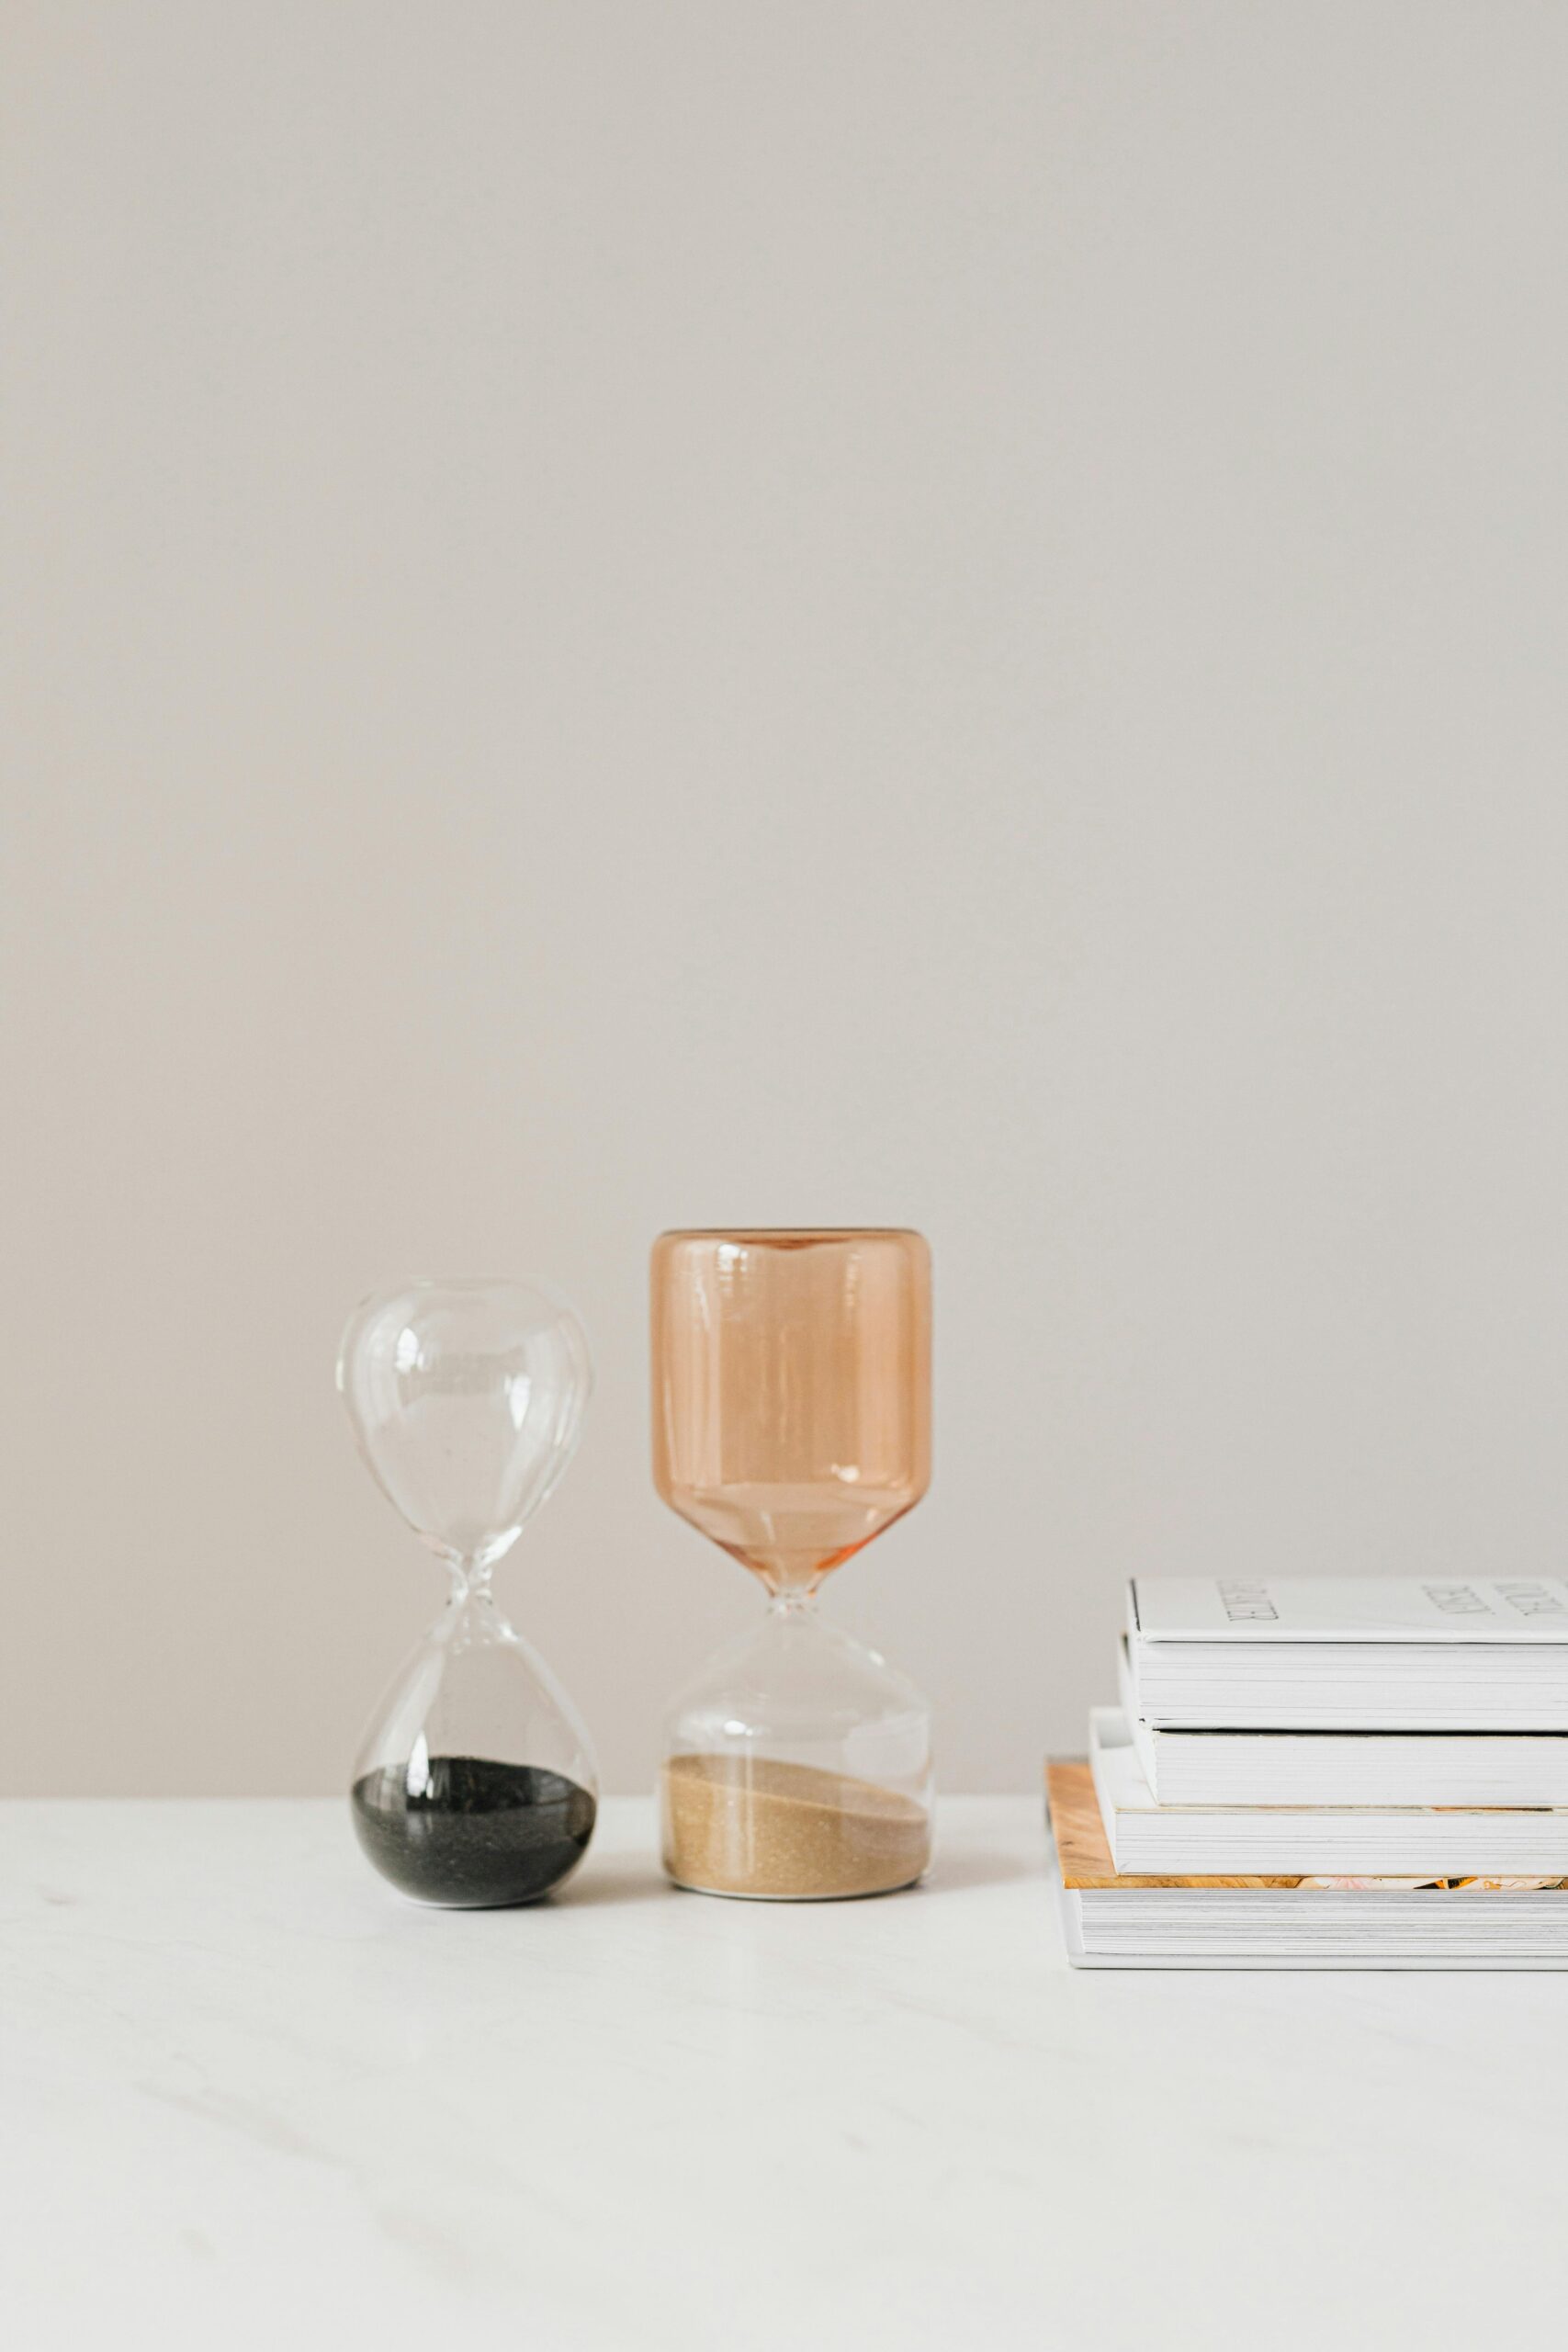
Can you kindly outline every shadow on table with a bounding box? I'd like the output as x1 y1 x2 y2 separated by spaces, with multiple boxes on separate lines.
556 1853 671 1908
553 1844 1047 1907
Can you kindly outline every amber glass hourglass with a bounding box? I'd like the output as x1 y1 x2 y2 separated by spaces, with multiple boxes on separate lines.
652 1229 932 1899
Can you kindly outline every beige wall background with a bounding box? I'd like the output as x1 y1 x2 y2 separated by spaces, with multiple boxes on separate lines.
5 3 1567 1794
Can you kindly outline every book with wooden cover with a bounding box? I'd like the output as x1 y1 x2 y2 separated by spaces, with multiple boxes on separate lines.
1049 1760 1302 1890
1046 1758 1568 1969
1047 1759 1568 1893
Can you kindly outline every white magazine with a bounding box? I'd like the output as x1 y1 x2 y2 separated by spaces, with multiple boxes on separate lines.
1089 1706 1568 1878
1125 1578 1568 1731
1130 1576 1568 1643
1115 1640 1568 1807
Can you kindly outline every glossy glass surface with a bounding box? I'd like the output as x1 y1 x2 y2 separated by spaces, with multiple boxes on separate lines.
338 1279 598 1906
652 1229 931 1596
652 1230 934 1899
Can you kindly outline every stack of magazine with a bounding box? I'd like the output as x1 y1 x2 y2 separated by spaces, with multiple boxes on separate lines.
1049 1577 1568 1968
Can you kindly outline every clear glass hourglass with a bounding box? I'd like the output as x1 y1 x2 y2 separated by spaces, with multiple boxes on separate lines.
338 1278 598 1906
652 1229 933 1900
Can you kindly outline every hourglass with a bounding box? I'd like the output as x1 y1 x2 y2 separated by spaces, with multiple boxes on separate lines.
652 1229 933 1900
339 1278 598 1906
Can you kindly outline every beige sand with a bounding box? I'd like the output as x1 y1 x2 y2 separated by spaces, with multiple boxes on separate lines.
660 1752 931 1899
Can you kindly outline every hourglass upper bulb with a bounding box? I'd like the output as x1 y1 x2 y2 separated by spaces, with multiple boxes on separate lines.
337 1278 592 1570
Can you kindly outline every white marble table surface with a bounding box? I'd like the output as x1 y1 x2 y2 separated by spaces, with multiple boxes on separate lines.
2 1796 1562 2351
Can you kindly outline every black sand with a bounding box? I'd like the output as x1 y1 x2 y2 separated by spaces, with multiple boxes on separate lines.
351 1755 596 1906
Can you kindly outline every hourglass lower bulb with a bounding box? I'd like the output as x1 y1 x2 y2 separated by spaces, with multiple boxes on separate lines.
339 1278 598 1906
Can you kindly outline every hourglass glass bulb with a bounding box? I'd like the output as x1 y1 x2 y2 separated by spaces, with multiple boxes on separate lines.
338 1278 599 1907
338 1278 592 1573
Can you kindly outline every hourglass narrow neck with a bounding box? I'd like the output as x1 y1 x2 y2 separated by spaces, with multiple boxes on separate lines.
440 1557 515 1645
767 1587 819 1622
444 1555 495 1602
